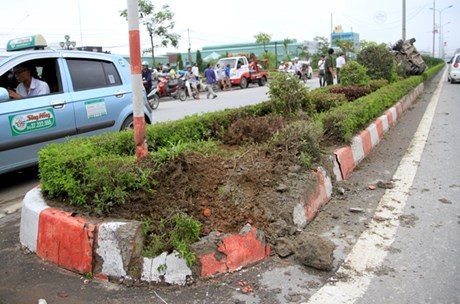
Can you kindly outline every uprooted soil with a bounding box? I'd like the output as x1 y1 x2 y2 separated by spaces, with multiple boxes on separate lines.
114 115 320 242
53 115 322 244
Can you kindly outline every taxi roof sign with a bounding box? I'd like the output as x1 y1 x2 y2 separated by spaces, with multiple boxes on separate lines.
7 34 47 52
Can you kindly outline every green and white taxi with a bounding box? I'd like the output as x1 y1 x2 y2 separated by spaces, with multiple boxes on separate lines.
0 35 153 174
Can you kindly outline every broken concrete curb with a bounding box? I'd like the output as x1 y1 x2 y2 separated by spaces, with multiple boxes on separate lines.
19 167 332 284
331 83 424 181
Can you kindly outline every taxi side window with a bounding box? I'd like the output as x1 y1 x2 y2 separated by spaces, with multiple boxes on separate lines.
67 59 122 91
0 58 61 99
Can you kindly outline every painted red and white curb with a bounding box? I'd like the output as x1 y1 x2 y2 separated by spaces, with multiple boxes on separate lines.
294 167 333 228
19 167 332 284
332 83 424 181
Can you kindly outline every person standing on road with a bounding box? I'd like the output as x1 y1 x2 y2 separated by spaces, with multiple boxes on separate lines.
204 64 218 99
325 48 336 86
215 64 223 90
192 63 200 81
336 53 346 84
318 55 326 87
278 61 285 71
184 65 199 99
224 64 231 90
141 61 152 92
292 57 302 79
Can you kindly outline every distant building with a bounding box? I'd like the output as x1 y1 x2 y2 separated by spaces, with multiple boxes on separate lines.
168 39 319 66
331 25 360 49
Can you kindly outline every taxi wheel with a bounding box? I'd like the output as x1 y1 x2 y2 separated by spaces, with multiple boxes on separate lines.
121 115 134 130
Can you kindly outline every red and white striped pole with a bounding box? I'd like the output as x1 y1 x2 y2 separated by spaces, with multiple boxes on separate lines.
127 0 148 160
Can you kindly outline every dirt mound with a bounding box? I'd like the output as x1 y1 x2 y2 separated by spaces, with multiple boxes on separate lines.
90 114 321 244
112 146 307 240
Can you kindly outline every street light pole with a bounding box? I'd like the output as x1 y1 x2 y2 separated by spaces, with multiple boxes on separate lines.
439 5 453 58
430 4 453 58
432 0 435 57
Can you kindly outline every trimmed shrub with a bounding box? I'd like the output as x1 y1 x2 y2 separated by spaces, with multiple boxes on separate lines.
39 143 154 213
321 63 443 143
309 90 347 113
338 61 370 86
368 79 389 92
358 44 395 82
421 55 444 68
267 73 312 115
329 85 371 101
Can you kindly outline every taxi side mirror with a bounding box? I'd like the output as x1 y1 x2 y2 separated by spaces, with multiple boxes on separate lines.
0 87 9 102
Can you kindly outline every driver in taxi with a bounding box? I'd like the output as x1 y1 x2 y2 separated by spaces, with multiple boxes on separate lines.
8 64 50 99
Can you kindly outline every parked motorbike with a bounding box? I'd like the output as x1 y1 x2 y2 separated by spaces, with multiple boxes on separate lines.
148 73 187 106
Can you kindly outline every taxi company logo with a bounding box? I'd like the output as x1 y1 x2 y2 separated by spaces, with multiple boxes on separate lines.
12 115 27 131
9 109 56 136
27 112 51 122
9 37 32 49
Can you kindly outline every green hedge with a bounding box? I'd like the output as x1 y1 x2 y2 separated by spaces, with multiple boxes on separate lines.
320 63 444 142
39 97 276 209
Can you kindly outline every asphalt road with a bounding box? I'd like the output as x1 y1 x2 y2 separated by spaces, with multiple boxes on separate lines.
151 77 320 124
308 69 460 304
2 73 458 304
355 70 460 304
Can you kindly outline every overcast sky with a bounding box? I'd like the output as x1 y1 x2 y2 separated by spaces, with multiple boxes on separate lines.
0 0 458 58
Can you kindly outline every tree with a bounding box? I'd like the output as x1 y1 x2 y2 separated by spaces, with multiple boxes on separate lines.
335 39 355 56
283 38 292 60
259 51 276 70
359 40 379 50
176 53 183 70
120 1 180 66
338 61 370 86
297 45 310 60
254 32 272 53
357 43 395 82
195 50 203 72
313 36 330 56
311 36 330 68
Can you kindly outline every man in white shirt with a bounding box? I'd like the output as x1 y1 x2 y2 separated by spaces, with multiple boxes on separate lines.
318 55 326 87
277 61 283 70
335 53 346 84
290 58 302 79
8 64 50 99
184 65 200 99
191 63 200 80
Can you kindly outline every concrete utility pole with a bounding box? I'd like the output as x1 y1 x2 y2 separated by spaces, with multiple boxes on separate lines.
127 0 148 161
432 0 435 57
187 28 192 65
402 0 406 41
330 13 333 45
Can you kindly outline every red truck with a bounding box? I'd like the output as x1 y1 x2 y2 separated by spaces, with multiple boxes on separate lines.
215 55 268 89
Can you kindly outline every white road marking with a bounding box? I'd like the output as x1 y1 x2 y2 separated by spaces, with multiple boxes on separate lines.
306 69 447 304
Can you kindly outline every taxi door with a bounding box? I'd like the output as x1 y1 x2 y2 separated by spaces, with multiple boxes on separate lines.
0 56 76 174
63 55 132 136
